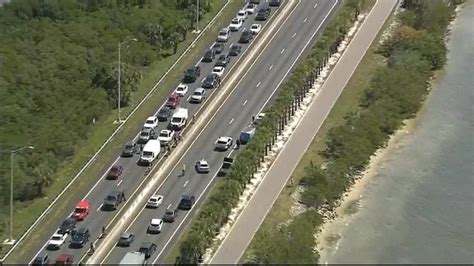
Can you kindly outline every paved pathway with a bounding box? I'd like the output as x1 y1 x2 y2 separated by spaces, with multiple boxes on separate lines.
210 0 398 263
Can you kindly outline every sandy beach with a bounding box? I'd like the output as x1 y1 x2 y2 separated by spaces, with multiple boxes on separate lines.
315 117 420 263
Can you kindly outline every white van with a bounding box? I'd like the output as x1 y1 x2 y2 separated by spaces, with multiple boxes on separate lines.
140 139 160 165
170 108 188 130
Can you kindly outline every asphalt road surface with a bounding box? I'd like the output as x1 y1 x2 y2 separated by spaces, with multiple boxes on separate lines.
100 0 340 264
210 0 398 263
28 1 280 263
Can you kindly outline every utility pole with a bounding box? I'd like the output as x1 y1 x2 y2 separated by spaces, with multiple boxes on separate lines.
193 0 201 33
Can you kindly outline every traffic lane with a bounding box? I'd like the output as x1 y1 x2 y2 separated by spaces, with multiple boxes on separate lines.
105 0 335 262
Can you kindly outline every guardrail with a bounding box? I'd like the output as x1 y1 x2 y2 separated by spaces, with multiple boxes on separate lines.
0 1 231 262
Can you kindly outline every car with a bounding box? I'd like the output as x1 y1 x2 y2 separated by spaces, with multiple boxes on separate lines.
162 209 179 223
103 190 126 210
254 112 266 124
250 23 262 35
195 159 210 173
117 232 135 247
139 242 157 259
183 65 201 83
178 195 195 210
229 17 243 31
246 3 257 14
32 252 50 265
107 165 123 180
237 9 248 21
201 49 216 62
54 254 73 264
218 157 234 176
239 29 254 43
146 194 164 208
215 54 230 67
211 42 224 54
174 83 188 97
157 107 172 122
48 232 68 249
202 74 220 89
229 44 242 56
212 66 225 77
158 129 175 145
138 127 155 144
166 93 180 109
269 0 282 7
121 142 135 157
215 136 234 151
71 201 90 221
217 27 230 42
70 227 90 247
189 88 206 103
58 217 76 235
147 218 164 234
256 7 270 21
143 116 158 129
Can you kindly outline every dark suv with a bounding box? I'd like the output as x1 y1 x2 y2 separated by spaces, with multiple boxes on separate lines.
139 242 157 259
103 191 126 210
70 227 90 248
201 49 216 62
157 107 172 121
216 54 230 67
239 30 254 43
178 195 195 210
229 44 242 56
256 7 271 21
202 74 221 89
58 217 76 235
121 142 135 157
183 66 201 83
162 209 179 223
269 0 282 7
212 42 224 54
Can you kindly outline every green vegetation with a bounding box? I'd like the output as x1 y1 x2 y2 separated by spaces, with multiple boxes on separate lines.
0 0 224 243
242 0 463 264
173 1 364 264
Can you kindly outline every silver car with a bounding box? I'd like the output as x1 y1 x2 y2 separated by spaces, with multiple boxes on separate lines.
189 88 206 103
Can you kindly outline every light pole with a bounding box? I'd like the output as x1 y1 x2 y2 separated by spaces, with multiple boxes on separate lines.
1 145 34 245
193 0 200 33
116 37 138 124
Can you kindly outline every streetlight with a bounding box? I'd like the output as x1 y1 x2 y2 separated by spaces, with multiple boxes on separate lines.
1 145 34 245
116 37 138 124
192 0 200 33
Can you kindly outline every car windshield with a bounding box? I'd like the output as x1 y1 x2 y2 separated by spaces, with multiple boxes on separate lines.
145 120 154 124
168 97 176 103
51 236 62 240
74 207 86 213
159 109 168 114
205 77 213 82
217 140 227 144
125 144 133 149
193 91 202 96
120 235 129 240
165 211 173 215
159 132 168 137
149 198 157 202
171 117 182 123
219 31 227 36
143 151 153 157
140 131 149 137
231 19 238 24
252 25 258 29
106 195 116 201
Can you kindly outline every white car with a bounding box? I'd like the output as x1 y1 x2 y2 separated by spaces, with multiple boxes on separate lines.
212 66 225 77
196 159 210 173
148 218 163 233
158 129 175 145
175 84 188 97
255 112 266 124
146 195 164 208
215 136 233 151
189 88 206 103
143 116 158 129
229 17 243 31
246 3 256 14
250 24 261 35
48 232 68 249
237 9 248 21
217 27 230 42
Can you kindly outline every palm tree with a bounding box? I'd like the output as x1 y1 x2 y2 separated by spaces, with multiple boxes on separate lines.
178 19 189 40
165 32 181 54
142 22 163 48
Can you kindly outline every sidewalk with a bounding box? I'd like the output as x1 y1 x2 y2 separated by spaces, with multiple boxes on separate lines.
209 0 397 263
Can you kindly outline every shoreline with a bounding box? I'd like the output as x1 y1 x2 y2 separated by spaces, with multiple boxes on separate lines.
315 117 419 263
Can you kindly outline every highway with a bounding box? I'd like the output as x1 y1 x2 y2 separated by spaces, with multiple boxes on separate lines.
100 0 340 264
28 1 280 263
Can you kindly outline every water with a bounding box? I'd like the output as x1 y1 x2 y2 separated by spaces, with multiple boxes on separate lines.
328 3 474 264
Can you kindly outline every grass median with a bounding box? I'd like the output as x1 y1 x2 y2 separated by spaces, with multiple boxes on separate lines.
240 0 399 262
4 0 244 262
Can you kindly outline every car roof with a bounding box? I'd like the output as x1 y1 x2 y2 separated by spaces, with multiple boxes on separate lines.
194 88 205 93
76 201 89 208
121 232 132 238
146 116 156 120
151 218 162 224
76 227 88 233
151 194 163 199
108 191 122 197
141 242 154 248
160 129 171 133
218 136 232 141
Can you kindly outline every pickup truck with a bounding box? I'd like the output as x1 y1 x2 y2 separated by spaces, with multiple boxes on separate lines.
218 157 234 176
158 129 175 146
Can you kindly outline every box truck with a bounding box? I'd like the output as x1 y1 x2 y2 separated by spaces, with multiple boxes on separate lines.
239 126 256 144
140 139 160 165
170 108 188 130
119 251 146 265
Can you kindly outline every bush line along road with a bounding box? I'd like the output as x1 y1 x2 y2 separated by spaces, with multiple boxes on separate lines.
95 0 342 264
210 0 398 263
25 0 339 264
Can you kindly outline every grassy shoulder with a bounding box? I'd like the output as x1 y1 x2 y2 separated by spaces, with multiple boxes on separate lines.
5 0 243 262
